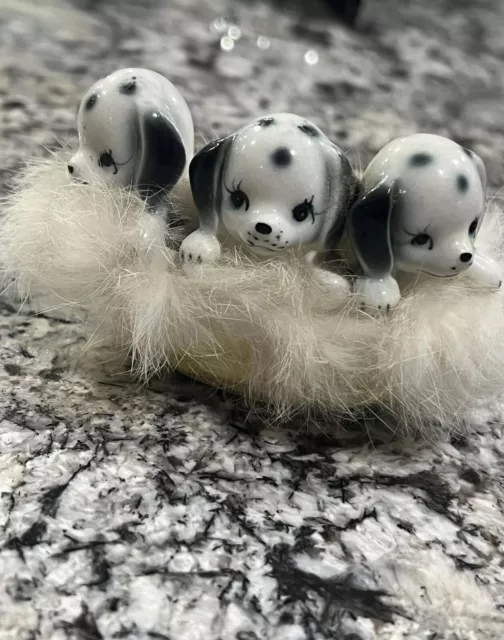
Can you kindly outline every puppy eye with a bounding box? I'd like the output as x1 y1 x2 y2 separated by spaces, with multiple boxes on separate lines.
98 151 114 168
411 233 433 249
225 181 250 211
292 196 315 223
469 218 478 236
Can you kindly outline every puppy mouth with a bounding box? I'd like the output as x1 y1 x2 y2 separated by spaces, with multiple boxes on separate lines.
245 231 288 252
420 270 460 278
71 177 89 185
247 242 286 252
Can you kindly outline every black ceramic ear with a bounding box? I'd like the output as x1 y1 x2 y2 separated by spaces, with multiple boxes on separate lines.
464 147 487 199
348 179 395 278
322 147 359 251
189 135 232 233
136 110 186 200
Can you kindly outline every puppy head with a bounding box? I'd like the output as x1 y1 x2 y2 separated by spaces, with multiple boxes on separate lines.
352 134 487 279
68 68 192 199
189 113 356 255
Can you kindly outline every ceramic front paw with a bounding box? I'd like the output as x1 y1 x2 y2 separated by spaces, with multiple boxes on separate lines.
311 266 351 297
304 251 350 297
179 230 221 267
466 253 502 291
354 275 401 312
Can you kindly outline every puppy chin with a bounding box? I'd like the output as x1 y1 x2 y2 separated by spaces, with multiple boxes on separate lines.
398 260 465 278
69 173 89 186
248 244 279 256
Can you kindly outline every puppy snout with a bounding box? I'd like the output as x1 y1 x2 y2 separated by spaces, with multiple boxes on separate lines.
460 252 473 263
255 222 272 235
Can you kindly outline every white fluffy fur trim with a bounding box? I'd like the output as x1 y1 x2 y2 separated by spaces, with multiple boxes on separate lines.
2 156 504 432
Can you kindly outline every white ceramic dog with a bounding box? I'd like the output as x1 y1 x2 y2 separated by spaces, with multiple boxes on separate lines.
347 133 502 310
68 68 194 201
179 113 358 274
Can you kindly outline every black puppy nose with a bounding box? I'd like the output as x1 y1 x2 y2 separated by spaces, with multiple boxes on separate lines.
460 252 473 263
255 223 272 235
68 165 74 174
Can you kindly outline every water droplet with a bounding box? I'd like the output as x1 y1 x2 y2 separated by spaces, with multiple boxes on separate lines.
228 25 241 40
220 35 234 52
304 49 319 65
257 35 271 50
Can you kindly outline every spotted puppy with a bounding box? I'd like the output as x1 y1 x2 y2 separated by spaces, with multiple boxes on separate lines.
179 113 358 275
348 133 502 310
68 68 194 202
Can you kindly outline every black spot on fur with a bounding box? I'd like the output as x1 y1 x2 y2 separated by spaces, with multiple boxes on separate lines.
409 153 433 167
271 147 292 168
85 94 97 110
120 80 137 95
298 123 319 137
462 146 474 158
257 117 275 127
457 174 469 192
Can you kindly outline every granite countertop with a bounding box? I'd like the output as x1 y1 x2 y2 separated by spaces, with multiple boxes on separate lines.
1 1 504 638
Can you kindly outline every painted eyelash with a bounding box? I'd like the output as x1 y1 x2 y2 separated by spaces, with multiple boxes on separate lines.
99 150 132 175
98 150 118 174
224 179 250 211
305 195 316 223
403 226 434 249
403 225 429 238
307 196 327 223
224 179 243 194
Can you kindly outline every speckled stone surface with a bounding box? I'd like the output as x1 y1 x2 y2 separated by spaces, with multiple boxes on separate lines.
2 1 504 638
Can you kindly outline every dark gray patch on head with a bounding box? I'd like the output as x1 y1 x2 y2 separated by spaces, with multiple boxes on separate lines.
271 147 292 168
85 94 97 110
457 174 469 192
409 153 433 167
257 117 275 127
298 123 319 137
119 79 137 95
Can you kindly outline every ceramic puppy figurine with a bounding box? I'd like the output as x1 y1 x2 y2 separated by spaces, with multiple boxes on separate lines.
68 68 194 203
179 113 358 278
348 133 501 310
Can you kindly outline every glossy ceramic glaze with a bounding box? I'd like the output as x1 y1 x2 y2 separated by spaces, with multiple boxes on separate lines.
349 133 501 310
179 112 357 265
68 68 194 200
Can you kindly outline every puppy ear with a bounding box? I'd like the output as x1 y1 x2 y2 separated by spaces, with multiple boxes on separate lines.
348 178 395 277
135 110 187 200
189 134 233 233
322 146 359 250
464 147 487 198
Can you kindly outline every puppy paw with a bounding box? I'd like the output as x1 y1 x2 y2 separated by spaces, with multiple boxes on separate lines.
354 275 401 313
311 266 351 297
304 251 351 298
179 230 221 271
